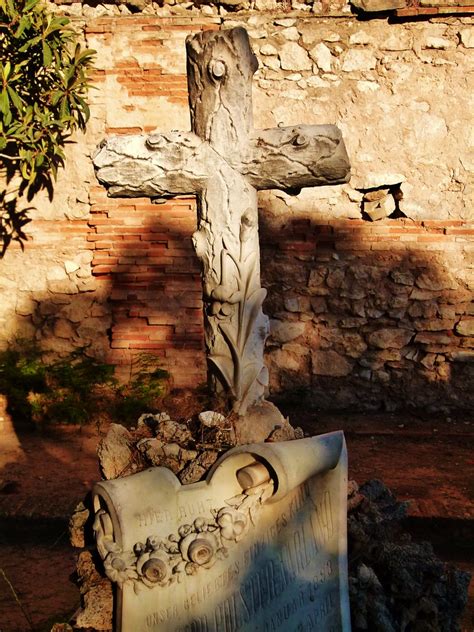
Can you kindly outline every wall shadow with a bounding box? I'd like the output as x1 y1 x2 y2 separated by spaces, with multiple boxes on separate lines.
257 206 474 415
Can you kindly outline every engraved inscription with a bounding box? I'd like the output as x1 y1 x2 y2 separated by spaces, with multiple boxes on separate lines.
310 491 333 546
138 509 173 529
142 486 339 632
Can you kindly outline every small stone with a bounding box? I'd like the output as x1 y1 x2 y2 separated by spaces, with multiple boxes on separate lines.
414 319 456 332
64 260 80 274
364 195 396 221
455 319 474 336
286 73 303 81
326 268 345 289
75 551 113 630
284 296 311 312
425 37 453 50
279 42 312 71
306 76 330 89
342 49 377 72
357 80 380 92
69 502 89 549
157 419 192 444
310 297 327 314
390 270 415 286
381 30 413 51
309 43 332 72
163 442 181 458
349 30 373 45
137 438 165 465
260 43 278 56
97 424 134 480
137 411 170 429
270 319 305 343
201 4 214 14
459 29 474 48
263 56 281 71
452 351 474 363
47 265 68 281
323 33 340 43
48 279 78 294
198 410 226 428
421 353 437 369
415 332 452 345
410 288 437 301
364 188 390 202
179 461 206 485
416 271 457 291
368 328 414 349
311 350 353 376
281 27 300 42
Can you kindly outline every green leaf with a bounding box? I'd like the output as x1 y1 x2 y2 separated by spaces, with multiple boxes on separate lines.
3 62 11 80
0 90 10 116
18 35 42 52
42 41 52 67
7 86 23 112
14 16 31 39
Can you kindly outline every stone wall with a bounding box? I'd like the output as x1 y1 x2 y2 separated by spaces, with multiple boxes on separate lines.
0 2 472 410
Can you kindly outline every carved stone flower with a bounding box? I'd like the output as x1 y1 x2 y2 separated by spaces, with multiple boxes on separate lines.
136 549 171 588
104 550 138 587
217 507 249 542
179 531 218 569
240 209 256 242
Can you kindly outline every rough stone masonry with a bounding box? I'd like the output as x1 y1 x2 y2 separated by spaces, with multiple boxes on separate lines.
0 1 472 413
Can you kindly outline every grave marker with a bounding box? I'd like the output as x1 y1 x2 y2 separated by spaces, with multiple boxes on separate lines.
93 432 351 631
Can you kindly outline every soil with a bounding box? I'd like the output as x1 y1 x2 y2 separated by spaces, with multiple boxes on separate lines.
0 404 473 632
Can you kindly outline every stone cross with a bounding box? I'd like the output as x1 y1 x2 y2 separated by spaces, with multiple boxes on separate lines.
94 28 350 417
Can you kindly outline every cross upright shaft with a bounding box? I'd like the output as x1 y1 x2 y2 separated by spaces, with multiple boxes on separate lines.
94 27 350 416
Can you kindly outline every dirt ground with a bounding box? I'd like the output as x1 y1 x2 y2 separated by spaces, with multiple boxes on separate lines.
0 407 473 631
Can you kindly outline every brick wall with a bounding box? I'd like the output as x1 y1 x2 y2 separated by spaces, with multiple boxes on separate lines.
0 7 472 411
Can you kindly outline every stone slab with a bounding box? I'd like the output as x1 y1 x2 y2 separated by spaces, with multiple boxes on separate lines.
92 432 350 632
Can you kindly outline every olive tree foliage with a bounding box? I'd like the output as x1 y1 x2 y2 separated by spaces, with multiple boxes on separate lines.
0 0 95 254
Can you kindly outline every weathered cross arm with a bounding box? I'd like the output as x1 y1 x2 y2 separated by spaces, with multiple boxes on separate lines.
246 124 350 190
94 124 349 198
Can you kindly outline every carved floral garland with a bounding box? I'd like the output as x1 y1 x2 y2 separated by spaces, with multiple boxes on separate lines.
94 478 273 594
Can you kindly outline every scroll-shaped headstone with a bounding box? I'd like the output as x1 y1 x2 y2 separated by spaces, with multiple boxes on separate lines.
93 432 351 631
93 28 350 417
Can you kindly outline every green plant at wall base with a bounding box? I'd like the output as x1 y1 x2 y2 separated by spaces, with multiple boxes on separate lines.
114 353 170 425
0 0 95 253
0 341 169 427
